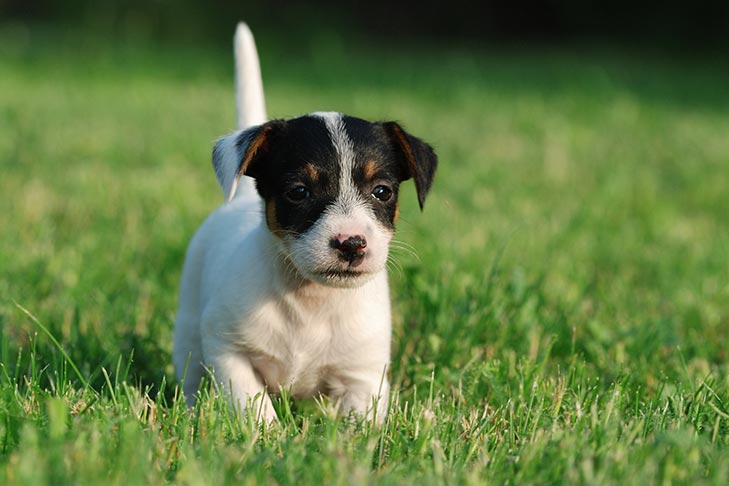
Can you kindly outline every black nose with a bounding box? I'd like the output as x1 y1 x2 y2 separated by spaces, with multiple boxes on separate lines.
331 235 367 266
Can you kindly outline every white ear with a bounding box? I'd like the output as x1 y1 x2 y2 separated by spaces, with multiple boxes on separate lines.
212 126 262 202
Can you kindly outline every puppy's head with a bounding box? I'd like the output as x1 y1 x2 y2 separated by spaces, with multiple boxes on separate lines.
212 112 437 287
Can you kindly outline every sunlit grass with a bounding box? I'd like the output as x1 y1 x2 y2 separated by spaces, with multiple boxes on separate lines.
2 26 729 484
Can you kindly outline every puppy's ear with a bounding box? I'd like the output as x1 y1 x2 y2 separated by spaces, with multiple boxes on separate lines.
383 122 438 210
212 120 283 201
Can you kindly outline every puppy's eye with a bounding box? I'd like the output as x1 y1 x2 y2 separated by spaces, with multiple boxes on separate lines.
286 186 310 202
371 185 393 202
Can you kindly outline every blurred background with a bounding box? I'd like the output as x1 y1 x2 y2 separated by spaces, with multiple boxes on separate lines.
3 0 729 48
2 3 729 482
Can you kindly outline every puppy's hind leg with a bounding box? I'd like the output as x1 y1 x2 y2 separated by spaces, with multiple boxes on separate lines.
174 233 207 406
173 315 204 407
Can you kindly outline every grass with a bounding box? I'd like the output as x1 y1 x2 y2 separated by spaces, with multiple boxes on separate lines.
2 24 729 484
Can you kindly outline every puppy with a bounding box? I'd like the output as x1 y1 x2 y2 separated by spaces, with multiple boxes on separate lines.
173 23 437 422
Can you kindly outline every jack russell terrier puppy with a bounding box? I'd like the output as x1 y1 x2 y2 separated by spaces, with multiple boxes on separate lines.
173 23 438 422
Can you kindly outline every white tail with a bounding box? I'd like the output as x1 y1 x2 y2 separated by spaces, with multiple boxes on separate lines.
234 22 267 130
227 22 266 200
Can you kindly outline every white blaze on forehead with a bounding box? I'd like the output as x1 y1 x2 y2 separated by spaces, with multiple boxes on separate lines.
279 113 394 285
313 112 360 211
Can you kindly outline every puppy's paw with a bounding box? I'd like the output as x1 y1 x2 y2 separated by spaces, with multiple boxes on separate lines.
337 390 389 425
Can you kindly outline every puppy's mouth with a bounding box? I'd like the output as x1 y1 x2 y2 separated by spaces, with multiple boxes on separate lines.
318 269 364 278
312 268 372 287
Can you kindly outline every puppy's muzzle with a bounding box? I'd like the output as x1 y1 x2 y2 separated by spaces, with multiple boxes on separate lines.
331 234 367 267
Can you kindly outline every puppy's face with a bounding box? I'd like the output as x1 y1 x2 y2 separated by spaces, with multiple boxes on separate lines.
213 112 437 287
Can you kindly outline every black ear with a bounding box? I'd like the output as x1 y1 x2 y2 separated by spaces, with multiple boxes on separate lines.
212 120 283 201
383 122 438 210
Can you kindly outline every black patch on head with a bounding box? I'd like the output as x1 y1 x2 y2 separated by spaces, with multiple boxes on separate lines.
240 114 437 237
342 116 407 230
246 116 341 236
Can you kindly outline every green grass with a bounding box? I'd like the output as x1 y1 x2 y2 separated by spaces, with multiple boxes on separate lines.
2 25 729 484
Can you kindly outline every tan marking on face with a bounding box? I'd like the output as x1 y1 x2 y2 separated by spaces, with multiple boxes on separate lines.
393 201 400 225
363 160 380 181
304 163 319 183
265 199 284 237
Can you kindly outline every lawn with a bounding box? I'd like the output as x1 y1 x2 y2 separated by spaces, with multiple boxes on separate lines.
1 25 729 484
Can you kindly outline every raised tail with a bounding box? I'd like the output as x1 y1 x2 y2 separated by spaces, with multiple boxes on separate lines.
234 22 267 130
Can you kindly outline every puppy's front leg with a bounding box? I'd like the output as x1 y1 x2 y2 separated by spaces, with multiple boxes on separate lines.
203 339 277 422
334 373 390 424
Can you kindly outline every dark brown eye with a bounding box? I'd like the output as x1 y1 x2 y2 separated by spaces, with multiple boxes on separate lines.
372 185 393 202
286 186 310 202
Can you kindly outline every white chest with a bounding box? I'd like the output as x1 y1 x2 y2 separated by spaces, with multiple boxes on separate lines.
238 292 371 397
